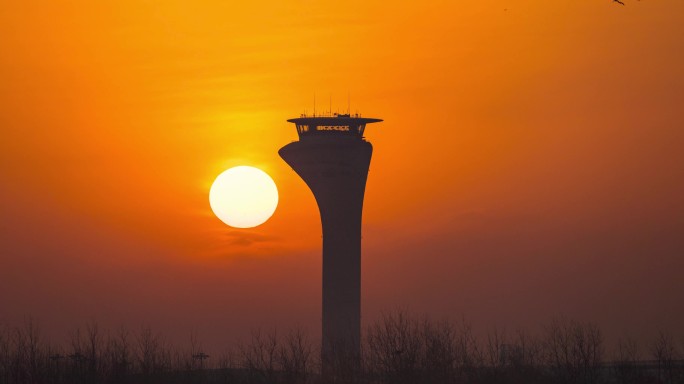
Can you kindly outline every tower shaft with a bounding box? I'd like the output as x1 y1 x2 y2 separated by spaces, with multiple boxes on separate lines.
279 135 372 372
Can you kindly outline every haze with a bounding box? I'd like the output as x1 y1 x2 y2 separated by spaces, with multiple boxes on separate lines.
1 0 683 352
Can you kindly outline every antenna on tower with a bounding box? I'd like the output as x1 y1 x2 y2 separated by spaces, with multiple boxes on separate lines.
329 94 332 116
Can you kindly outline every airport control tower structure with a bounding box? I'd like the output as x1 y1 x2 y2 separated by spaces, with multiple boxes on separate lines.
279 113 382 373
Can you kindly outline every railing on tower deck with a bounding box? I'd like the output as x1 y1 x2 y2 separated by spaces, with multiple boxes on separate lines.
300 112 362 118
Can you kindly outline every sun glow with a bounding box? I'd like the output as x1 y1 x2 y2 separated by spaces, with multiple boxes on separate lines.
209 166 278 228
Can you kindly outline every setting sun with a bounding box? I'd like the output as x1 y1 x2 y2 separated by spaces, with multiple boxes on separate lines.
209 166 278 228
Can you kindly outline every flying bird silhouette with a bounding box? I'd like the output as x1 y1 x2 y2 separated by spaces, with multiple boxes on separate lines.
613 0 625 5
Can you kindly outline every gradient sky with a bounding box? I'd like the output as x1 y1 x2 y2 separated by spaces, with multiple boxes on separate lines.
1 0 683 354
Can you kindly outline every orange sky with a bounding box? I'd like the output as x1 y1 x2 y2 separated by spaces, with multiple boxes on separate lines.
1 0 683 352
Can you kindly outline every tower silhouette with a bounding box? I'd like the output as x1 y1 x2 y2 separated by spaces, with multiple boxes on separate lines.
279 112 382 374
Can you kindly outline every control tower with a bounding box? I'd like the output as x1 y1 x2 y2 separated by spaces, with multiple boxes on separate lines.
279 113 382 373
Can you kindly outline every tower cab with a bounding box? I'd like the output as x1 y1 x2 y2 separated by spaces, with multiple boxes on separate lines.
287 113 383 140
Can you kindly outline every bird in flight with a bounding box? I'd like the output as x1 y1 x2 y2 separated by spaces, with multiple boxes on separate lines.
613 0 625 5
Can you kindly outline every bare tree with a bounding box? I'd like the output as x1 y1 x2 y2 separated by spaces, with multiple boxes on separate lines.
278 328 312 384
501 329 545 384
0 324 8 384
216 349 238 384
84 321 105 381
542 316 604 384
136 325 168 378
366 310 423 384
612 336 643 384
107 326 132 382
651 331 680 384
238 328 279 383
481 327 507 383
420 318 458 384
11 318 49 384
454 318 483 382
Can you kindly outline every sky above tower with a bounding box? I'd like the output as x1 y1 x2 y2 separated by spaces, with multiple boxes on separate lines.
1 0 683 352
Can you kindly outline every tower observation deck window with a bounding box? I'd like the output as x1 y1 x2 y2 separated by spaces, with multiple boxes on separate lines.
317 125 350 132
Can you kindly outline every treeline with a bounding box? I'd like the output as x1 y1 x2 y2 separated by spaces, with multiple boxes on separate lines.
1 313 683 384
